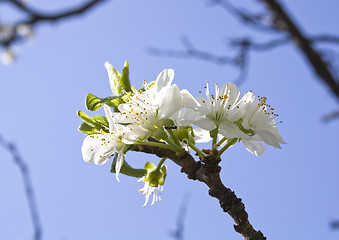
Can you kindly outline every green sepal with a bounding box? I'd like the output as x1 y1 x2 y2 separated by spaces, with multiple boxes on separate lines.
159 165 167 185
153 128 168 141
144 162 155 171
209 128 218 139
236 119 255 136
174 126 189 141
188 127 196 144
86 93 124 112
110 154 147 178
163 118 175 127
77 111 108 134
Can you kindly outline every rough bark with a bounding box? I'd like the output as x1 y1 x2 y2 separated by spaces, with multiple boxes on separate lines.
132 144 266 240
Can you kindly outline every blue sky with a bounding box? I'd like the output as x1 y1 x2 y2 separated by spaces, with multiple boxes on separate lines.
1 0 339 239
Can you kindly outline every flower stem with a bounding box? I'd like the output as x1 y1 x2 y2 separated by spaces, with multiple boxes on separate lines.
212 137 227 150
188 142 207 157
134 141 174 151
212 135 217 147
166 129 182 148
217 138 237 157
166 138 184 153
155 157 167 171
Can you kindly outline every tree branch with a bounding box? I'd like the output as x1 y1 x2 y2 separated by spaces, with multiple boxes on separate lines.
1 0 107 47
210 0 277 33
132 144 266 240
258 0 339 101
148 36 290 85
0 135 42 240
310 35 339 44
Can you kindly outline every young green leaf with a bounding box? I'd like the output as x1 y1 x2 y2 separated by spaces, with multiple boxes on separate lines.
78 122 98 135
120 61 131 92
77 111 108 134
85 93 123 112
105 61 132 95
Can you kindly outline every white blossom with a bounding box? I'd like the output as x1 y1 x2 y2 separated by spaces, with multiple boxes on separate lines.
115 69 183 139
138 178 163 207
236 91 286 155
182 83 244 132
1 48 16 65
81 105 140 181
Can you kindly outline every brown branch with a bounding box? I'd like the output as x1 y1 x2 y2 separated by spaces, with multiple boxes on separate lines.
132 144 266 240
1 0 107 47
210 0 277 33
0 135 42 240
230 37 289 51
258 0 339 101
148 36 290 85
148 36 235 65
310 35 339 44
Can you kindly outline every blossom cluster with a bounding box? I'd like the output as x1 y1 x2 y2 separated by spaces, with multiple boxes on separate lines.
79 62 285 206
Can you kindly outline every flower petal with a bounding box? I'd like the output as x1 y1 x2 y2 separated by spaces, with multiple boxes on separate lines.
81 134 115 165
181 89 200 109
154 69 174 92
241 139 266 156
158 84 182 119
219 121 248 139
103 105 117 133
115 152 124 182
255 129 281 148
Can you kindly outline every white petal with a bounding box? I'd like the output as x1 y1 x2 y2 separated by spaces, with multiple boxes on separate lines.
255 129 281 148
115 153 124 182
181 89 200 109
191 117 216 131
154 69 174 92
103 105 117 133
241 139 266 156
158 84 182 119
224 83 240 106
81 134 115 165
219 121 247 139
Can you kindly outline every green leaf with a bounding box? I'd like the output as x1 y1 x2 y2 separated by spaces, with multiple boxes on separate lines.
78 122 98 135
121 61 131 92
77 111 108 134
105 62 122 95
92 115 109 127
105 61 131 95
110 154 147 178
85 93 123 112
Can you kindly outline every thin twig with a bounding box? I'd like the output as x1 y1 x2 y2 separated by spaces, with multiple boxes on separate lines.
330 220 339 230
0 134 42 240
148 36 289 85
0 0 107 47
210 0 277 33
322 110 339 122
170 193 191 240
310 35 339 44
